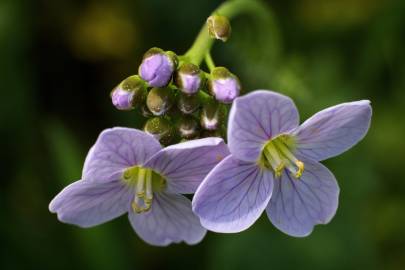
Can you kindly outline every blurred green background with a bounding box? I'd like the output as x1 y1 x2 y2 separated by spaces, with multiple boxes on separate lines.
1 0 405 269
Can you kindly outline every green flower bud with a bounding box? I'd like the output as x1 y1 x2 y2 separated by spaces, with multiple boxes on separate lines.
143 117 175 145
200 99 223 130
111 75 147 110
177 92 201 114
140 104 153 118
177 116 200 139
146 87 175 116
207 15 231 42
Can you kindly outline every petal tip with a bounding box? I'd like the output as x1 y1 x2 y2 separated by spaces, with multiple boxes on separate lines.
48 199 57 213
184 228 207 245
198 218 254 234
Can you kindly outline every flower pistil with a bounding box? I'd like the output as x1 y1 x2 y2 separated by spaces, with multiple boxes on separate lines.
123 166 166 213
260 135 304 179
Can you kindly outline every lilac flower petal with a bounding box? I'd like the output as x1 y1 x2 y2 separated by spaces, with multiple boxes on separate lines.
144 137 230 194
82 127 162 182
49 180 132 228
292 100 372 161
192 155 273 233
128 193 206 246
228 90 299 162
266 158 339 237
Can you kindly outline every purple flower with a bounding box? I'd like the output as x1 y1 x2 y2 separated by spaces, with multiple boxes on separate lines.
49 127 229 246
139 48 175 88
193 90 372 236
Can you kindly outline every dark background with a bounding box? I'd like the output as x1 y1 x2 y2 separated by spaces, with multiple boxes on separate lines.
1 0 405 269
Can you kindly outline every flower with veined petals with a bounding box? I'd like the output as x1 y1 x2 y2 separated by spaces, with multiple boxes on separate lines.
193 90 372 236
49 127 229 246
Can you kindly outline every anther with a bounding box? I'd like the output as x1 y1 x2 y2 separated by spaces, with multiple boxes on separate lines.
132 197 145 213
274 162 284 178
262 137 306 179
295 161 304 178
273 139 305 179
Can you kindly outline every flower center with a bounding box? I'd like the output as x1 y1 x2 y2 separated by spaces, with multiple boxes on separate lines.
122 166 166 213
260 135 304 179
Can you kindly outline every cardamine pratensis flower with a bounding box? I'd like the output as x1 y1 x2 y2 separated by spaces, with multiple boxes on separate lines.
139 48 177 88
208 67 241 104
49 128 229 246
193 90 372 236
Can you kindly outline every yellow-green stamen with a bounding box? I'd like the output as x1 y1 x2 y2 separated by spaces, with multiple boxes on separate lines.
122 166 166 213
263 141 284 177
260 135 304 179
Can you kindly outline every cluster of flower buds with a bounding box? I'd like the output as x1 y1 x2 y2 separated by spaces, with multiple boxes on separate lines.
110 44 241 145
109 9 239 146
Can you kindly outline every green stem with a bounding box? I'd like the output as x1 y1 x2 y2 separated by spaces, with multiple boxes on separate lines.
204 52 216 72
197 89 212 102
184 0 268 65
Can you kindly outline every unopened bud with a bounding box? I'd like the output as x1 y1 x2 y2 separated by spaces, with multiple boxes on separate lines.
140 104 153 118
208 67 241 104
177 116 200 139
139 48 177 87
177 92 201 114
200 99 223 130
111 75 147 110
207 15 231 42
146 87 175 116
144 117 175 145
175 63 204 95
